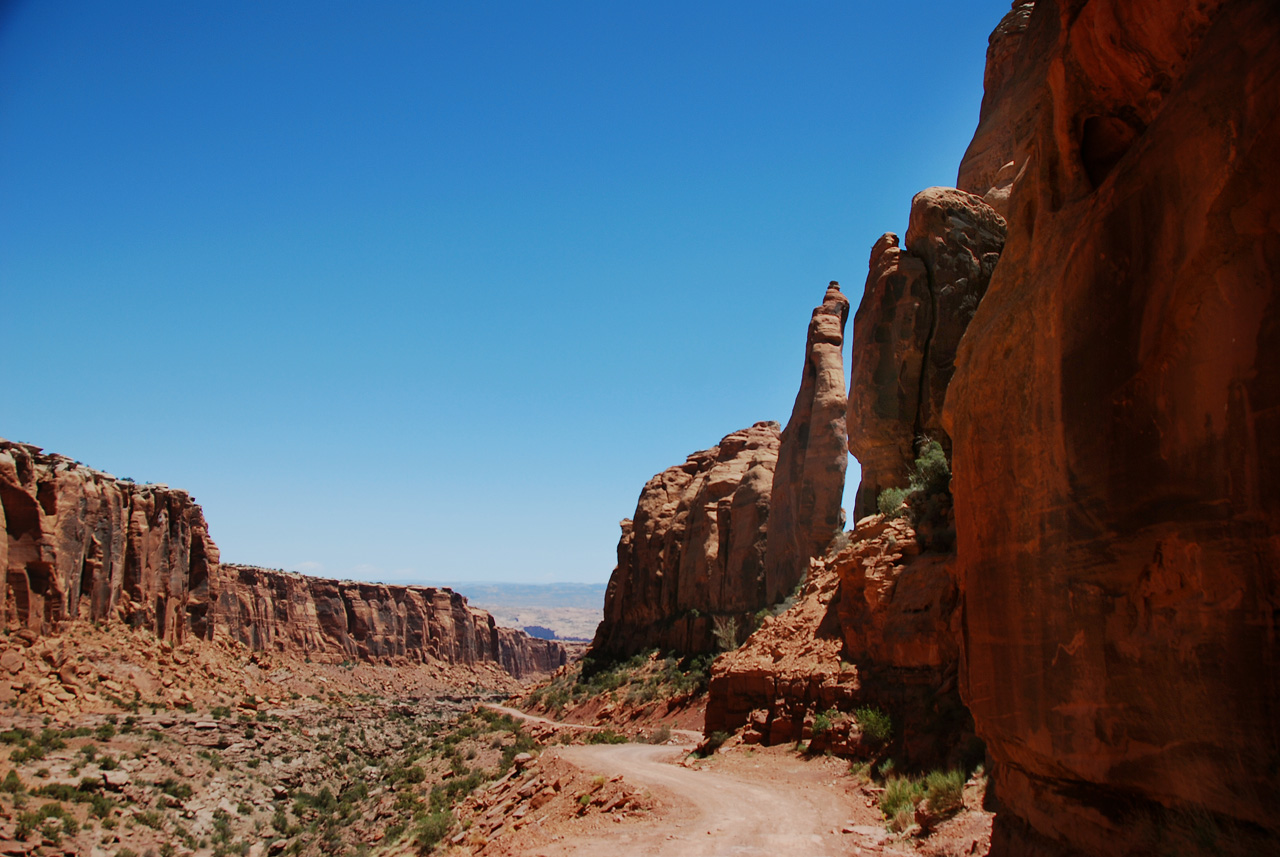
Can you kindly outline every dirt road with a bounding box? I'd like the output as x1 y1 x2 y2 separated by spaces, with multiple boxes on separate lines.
535 742 862 857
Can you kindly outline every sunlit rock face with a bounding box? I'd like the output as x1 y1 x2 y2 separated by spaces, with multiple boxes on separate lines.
591 421 782 658
0 438 564 680
0 439 217 644
764 282 852 603
846 189 1005 521
943 0 1280 854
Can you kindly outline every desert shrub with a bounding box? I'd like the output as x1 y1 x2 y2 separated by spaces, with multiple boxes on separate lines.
712 615 740 652
135 809 165 829
924 768 965 815
646 725 672 744
855 706 892 745
1 770 22 793
94 723 116 741
586 729 628 745
881 776 926 831
811 709 838 735
876 439 953 549
877 486 911 518
157 778 194 800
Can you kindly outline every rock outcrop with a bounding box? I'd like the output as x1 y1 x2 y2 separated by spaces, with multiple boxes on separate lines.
1 440 218 644
213 565 565 679
942 1 1280 854
0 439 565 680
762 282 851 602
706 514 971 768
846 189 1005 520
592 422 781 658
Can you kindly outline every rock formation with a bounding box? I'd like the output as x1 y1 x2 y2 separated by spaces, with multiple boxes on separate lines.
0 439 565 680
591 422 781 658
846 189 1005 521
706 514 970 768
763 282 851 601
942 1 1280 854
0 440 218 644
213 565 564 679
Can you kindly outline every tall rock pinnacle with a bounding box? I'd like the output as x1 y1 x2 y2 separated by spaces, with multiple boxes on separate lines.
763 282 851 602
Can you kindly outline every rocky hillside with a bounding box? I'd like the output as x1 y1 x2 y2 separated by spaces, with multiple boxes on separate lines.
0 439 564 680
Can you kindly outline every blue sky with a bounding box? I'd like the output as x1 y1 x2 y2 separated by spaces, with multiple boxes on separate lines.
1 1 1009 584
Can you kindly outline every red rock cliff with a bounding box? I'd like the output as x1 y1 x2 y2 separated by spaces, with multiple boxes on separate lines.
1 441 218 644
943 1 1280 854
213 565 565 679
846 189 1005 520
0 439 564 680
591 422 780 658
763 282 852 601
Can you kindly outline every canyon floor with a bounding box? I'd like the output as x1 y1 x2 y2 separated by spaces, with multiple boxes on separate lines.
0 629 994 857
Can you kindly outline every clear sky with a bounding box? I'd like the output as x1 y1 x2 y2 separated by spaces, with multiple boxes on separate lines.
1 1 1010 585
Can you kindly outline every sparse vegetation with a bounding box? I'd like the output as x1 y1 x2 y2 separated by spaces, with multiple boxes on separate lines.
855 706 892 745
712 615 740 651
875 438 954 548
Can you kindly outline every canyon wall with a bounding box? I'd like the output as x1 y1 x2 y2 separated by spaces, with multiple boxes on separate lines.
942 0 1280 854
213 565 564 679
0 439 564 679
591 422 781 658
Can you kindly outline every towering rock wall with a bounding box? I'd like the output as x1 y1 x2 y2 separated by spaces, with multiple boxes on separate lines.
0 441 217 644
0 439 565 679
846 189 1005 520
591 422 780 658
942 1 1280 854
762 282 851 600
213 565 564 679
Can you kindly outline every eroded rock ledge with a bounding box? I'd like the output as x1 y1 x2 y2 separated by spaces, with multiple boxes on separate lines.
0 439 564 680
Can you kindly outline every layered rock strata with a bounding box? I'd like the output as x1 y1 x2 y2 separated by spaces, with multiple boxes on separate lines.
213 565 564 679
591 422 781 658
846 189 1005 520
762 282 851 602
0 440 218 644
0 439 564 679
943 1 1280 854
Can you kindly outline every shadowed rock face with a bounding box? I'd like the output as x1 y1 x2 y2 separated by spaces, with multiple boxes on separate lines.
847 189 1005 520
763 283 852 604
0 439 564 679
592 422 781 658
943 1 1280 853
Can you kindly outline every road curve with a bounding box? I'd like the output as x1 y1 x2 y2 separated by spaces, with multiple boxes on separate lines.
539 742 853 857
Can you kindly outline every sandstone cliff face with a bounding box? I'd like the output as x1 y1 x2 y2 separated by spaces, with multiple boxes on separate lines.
0 439 564 680
592 422 781 658
1 440 218 644
213 565 564 679
943 1 1280 853
846 189 1005 520
763 282 851 602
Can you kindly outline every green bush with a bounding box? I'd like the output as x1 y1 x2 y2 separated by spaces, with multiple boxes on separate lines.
881 776 926 831
586 729 628 745
924 768 965 815
413 809 453 852
855 706 892 745
877 486 911 517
